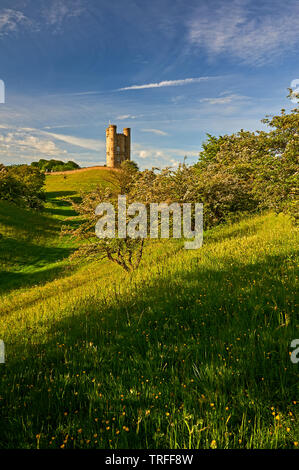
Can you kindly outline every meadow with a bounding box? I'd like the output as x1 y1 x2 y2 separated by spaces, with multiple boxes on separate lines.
0 169 298 449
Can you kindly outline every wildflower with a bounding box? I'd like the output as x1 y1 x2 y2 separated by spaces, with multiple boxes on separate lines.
210 440 217 449
145 410 150 416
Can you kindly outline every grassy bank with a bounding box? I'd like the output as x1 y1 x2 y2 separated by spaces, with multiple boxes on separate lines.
0 168 113 293
0 210 298 448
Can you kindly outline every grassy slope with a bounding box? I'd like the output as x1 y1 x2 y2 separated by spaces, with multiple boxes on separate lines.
0 172 298 449
0 169 113 294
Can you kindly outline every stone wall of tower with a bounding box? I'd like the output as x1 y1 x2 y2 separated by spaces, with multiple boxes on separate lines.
106 125 116 168
123 127 131 162
106 124 131 168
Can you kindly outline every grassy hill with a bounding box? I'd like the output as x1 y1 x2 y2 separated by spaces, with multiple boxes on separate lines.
0 168 114 293
0 169 298 449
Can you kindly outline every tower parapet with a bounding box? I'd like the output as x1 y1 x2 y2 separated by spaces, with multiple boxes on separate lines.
106 124 131 168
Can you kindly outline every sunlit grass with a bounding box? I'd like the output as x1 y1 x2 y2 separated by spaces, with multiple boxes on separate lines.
45 168 114 195
0 208 298 449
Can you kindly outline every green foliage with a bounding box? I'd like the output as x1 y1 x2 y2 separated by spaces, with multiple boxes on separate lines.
0 164 45 209
193 102 299 226
63 185 144 272
31 159 80 172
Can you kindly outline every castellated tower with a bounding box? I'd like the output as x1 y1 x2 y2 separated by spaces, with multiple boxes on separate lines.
106 124 131 168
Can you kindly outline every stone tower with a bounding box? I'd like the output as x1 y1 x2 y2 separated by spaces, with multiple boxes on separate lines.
106 124 131 168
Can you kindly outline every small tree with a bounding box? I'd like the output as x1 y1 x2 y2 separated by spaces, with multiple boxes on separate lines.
62 185 144 272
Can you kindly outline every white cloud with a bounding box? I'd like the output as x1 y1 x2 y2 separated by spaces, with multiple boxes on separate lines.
141 128 169 136
0 128 66 160
0 9 33 36
188 0 299 65
200 94 249 105
116 114 138 120
44 0 84 30
132 143 198 169
41 130 105 151
0 2 85 38
117 77 212 91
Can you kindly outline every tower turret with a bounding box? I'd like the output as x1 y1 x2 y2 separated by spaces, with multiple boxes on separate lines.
106 124 131 167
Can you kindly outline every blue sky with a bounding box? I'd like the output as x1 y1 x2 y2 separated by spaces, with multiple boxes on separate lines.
0 0 298 169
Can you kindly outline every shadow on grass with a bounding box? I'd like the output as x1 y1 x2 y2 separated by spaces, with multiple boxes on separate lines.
0 249 297 448
0 200 60 236
0 236 75 293
0 265 72 294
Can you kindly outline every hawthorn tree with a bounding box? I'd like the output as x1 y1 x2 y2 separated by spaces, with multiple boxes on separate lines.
62 164 144 272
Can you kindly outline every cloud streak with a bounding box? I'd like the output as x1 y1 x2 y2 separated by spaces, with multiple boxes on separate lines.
200 94 249 105
40 130 105 151
141 128 168 136
117 77 212 91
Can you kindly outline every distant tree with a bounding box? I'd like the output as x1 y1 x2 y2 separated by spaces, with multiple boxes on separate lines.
31 159 80 172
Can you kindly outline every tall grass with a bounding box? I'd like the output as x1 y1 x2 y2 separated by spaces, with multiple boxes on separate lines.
0 211 298 449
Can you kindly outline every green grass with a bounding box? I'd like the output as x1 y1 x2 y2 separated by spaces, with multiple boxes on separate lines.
45 168 114 195
0 169 113 293
0 178 298 449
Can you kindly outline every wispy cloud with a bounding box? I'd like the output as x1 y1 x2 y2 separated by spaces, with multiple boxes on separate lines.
200 94 249 105
40 130 105 151
132 143 198 169
116 114 138 120
0 125 104 165
43 0 85 30
188 0 299 65
117 77 212 91
0 1 85 38
141 128 169 136
0 128 66 160
0 9 34 36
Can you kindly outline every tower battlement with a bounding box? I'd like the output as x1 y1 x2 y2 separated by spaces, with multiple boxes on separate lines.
106 124 131 168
